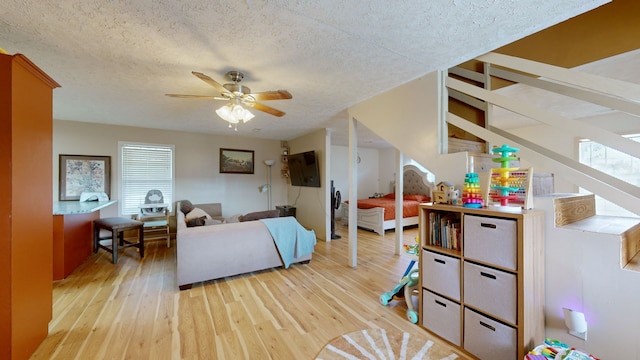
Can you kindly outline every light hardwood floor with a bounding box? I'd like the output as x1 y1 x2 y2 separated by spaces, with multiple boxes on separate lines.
31 224 468 359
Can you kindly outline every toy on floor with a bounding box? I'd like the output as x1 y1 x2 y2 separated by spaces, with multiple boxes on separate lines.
379 268 420 323
380 236 420 323
402 235 420 256
526 338 600 360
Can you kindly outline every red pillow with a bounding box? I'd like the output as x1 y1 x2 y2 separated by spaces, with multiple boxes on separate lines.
403 194 431 202
383 193 396 199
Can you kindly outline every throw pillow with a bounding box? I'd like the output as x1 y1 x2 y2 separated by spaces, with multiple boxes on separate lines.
225 214 243 223
204 218 223 226
185 207 212 221
186 216 207 227
241 210 280 222
180 200 194 215
403 194 431 202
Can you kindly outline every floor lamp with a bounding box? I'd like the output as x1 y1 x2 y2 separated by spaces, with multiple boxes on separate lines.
264 159 275 209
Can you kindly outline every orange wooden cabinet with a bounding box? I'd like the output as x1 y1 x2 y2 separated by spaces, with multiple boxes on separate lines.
53 212 100 280
0 53 60 360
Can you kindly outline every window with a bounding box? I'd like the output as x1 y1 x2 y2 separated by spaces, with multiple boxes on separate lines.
579 134 640 217
119 142 174 216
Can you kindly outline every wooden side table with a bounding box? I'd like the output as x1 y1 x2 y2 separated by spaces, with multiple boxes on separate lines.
93 217 144 264
276 205 296 218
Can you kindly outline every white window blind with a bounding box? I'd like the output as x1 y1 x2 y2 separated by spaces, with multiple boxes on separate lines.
120 142 174 216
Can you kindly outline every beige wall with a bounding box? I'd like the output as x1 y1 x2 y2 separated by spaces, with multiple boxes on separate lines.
288 129 329 240
349 72 469 189
54 120 288 218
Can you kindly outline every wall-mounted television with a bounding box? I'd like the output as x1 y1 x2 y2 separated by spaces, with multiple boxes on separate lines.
288 151 321 187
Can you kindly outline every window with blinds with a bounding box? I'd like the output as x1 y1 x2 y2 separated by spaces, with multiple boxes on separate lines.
120 142 174 216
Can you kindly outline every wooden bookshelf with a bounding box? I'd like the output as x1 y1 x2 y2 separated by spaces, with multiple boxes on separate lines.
418 203 545 359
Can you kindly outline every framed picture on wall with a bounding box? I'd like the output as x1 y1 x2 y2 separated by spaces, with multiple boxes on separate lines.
220 148 254 174
59 155 111 200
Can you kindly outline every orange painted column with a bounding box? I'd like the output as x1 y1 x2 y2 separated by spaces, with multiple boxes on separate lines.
0 53 60 360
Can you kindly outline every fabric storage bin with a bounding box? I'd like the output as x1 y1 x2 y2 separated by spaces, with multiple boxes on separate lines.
463 214 517 270
463 262 517 324
422 289 461 346
464 307 517 360
421 249 460 301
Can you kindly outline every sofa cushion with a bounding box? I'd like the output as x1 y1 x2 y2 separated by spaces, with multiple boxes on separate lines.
225 214 243 223
204 218 223 226
186 216 207 227
180 200 194 215
185 207 212 222
241 210 280 222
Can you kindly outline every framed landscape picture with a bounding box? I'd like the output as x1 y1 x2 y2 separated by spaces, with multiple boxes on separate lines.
59 155 111 200
220 148 254 174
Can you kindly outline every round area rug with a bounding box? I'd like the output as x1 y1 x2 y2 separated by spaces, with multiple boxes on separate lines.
315 328 460 360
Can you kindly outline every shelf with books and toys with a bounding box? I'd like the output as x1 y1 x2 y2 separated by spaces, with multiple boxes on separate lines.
422 208 462 257
417 202 545 359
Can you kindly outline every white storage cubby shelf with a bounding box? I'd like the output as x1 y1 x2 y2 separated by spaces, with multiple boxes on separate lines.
418 203 545 360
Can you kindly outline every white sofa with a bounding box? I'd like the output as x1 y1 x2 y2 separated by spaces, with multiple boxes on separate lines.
176 202 314 290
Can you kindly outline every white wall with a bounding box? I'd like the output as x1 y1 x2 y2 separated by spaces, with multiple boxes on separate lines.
378 147 396 193
535 196 640 358
331 145 438 218
330 146 380 196
330 145 384 217
378 148 436 191
53 120 287 218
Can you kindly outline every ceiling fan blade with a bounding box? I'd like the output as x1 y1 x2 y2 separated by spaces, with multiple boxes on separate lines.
192 71 228 94
247 101 286 117
165 94 216 99
249 90 292 101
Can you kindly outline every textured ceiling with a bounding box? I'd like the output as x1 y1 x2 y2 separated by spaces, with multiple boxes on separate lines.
0 0 608 147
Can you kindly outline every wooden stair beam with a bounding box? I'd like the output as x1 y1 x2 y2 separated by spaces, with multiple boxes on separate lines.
621 223 640 270
553 194 596 227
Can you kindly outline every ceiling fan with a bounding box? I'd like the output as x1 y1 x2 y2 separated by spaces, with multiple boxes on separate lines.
166 71 292 123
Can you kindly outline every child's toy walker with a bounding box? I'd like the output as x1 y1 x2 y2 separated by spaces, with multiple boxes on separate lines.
379 236 420 324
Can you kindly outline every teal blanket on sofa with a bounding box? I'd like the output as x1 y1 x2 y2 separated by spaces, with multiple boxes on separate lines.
260 217 316 268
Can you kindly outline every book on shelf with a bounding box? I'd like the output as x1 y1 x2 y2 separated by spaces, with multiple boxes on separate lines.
428 212 461 251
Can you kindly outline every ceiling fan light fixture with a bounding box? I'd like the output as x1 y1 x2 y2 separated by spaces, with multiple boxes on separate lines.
243 110 255 122
215 103 255 130
215 104 235 122
169 70 291 129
